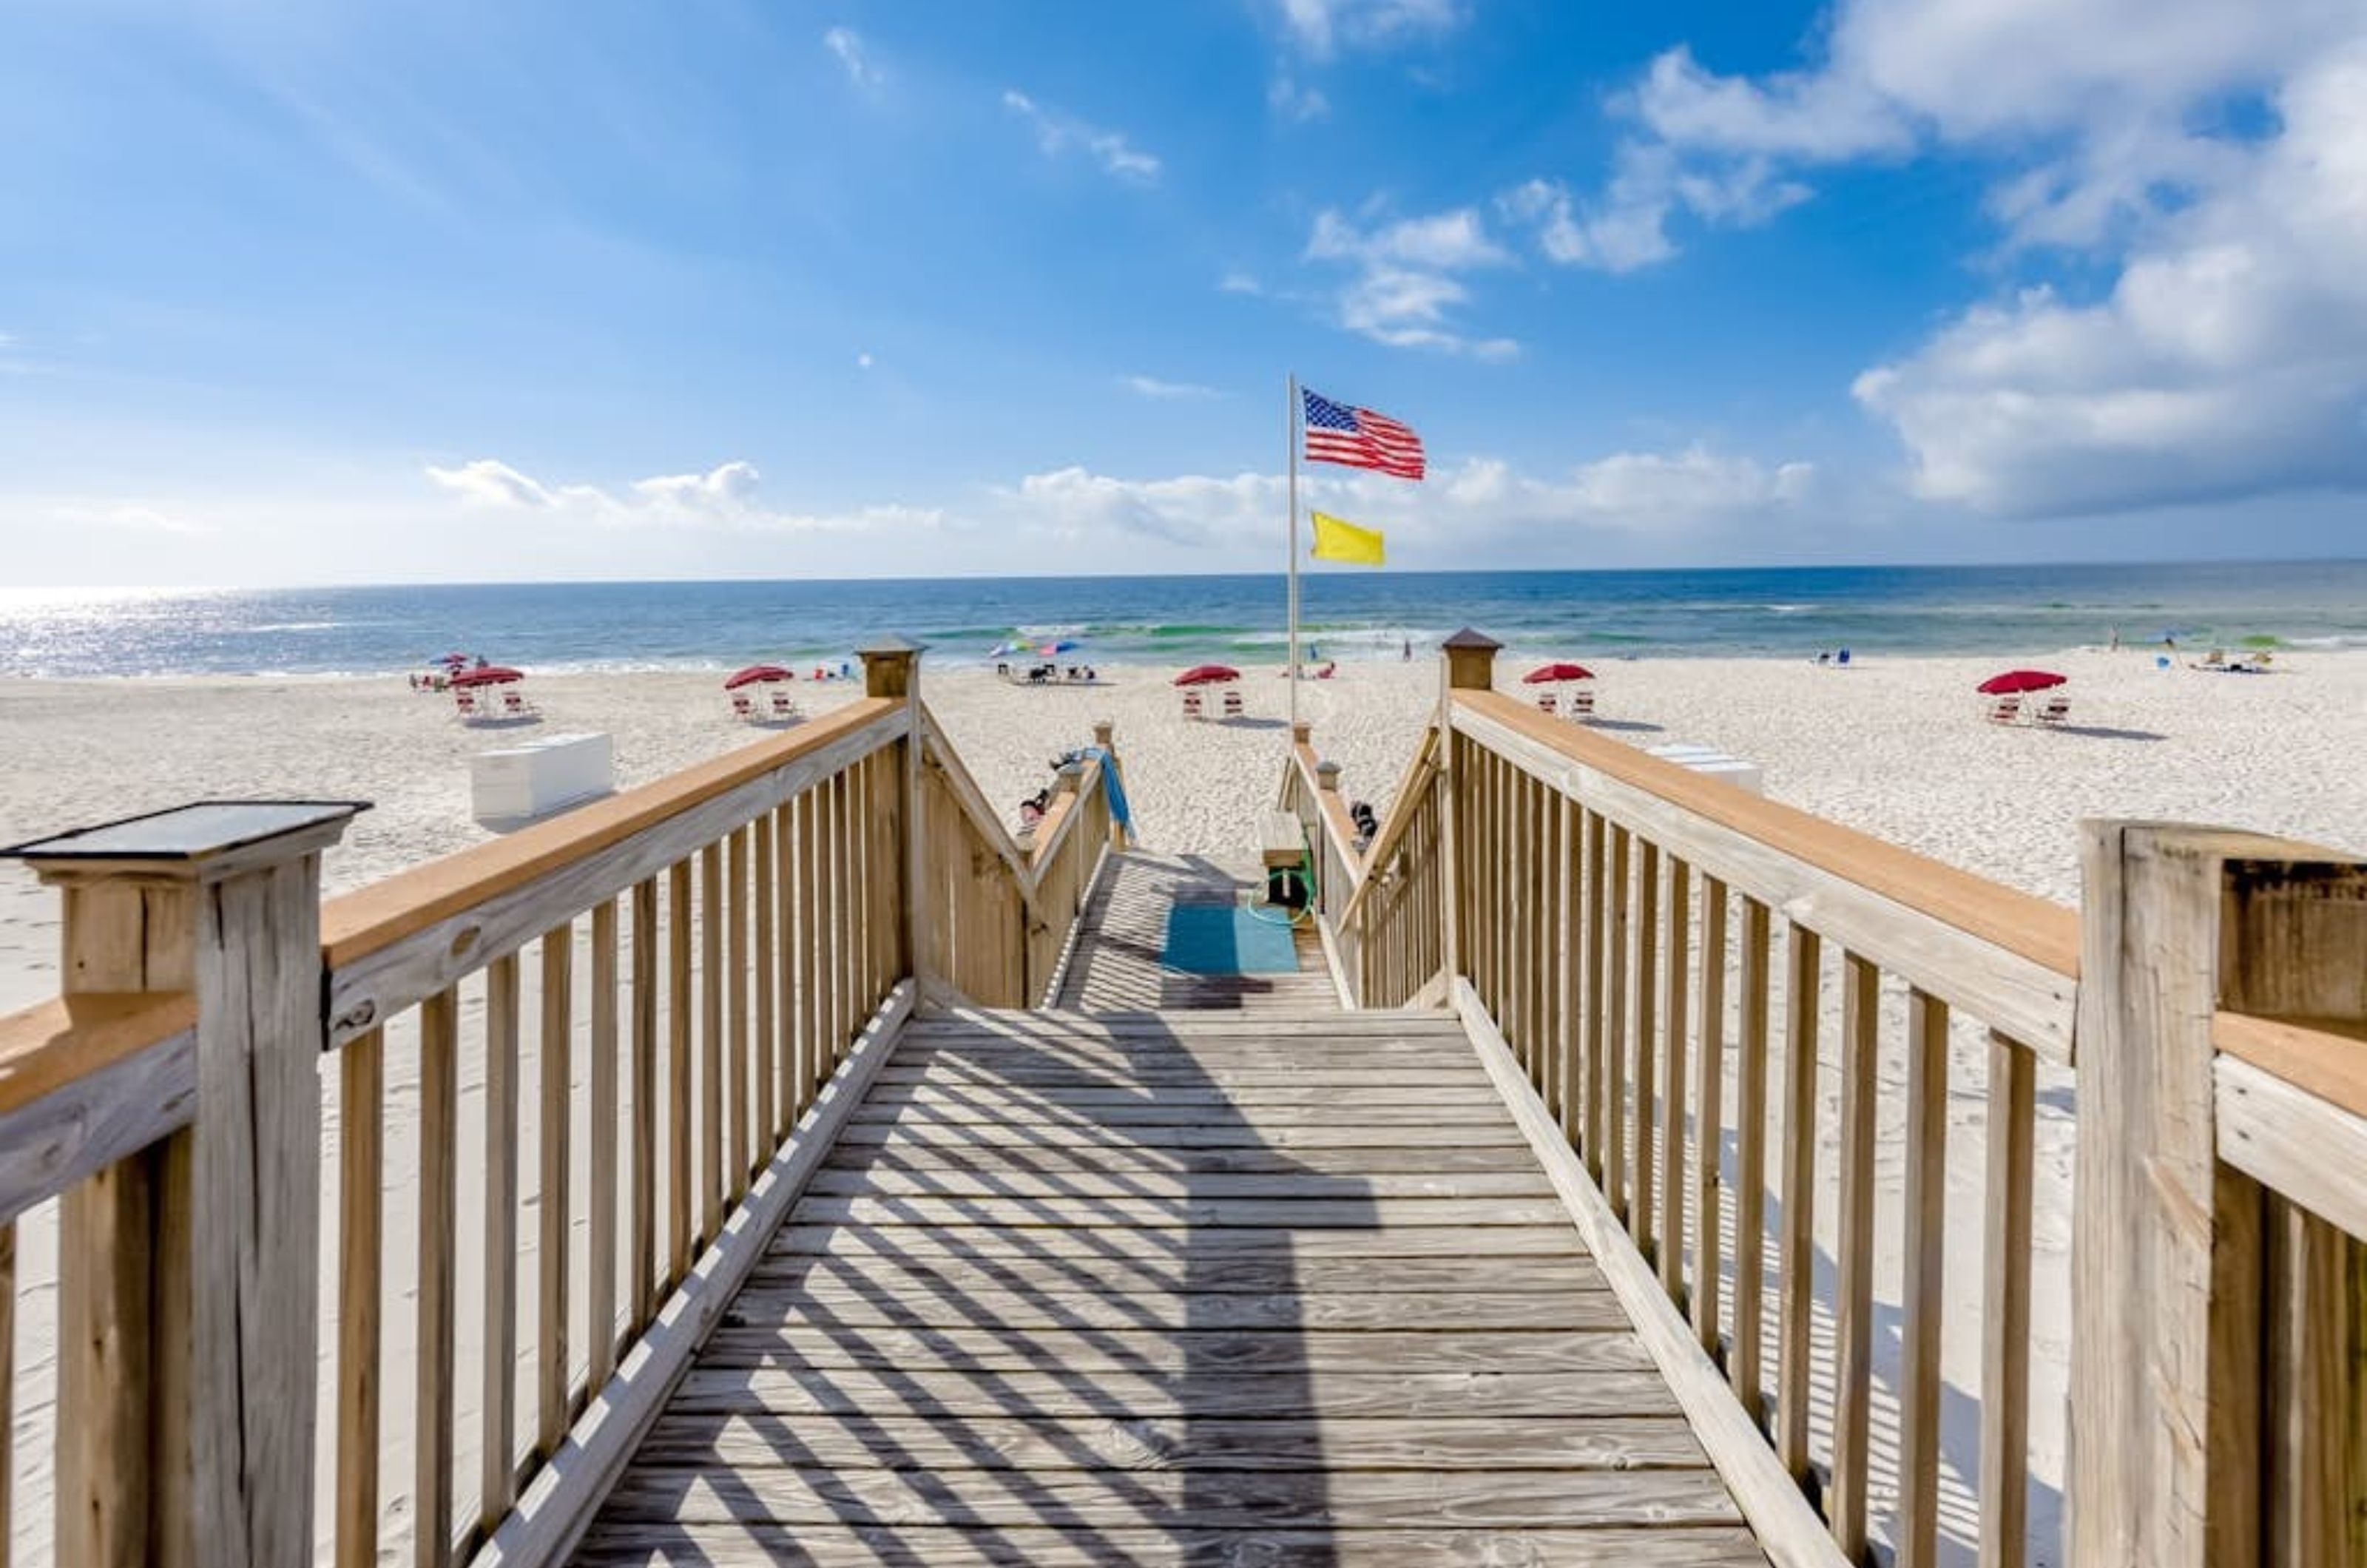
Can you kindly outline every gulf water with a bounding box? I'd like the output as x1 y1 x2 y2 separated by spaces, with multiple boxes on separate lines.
4 561 2363 679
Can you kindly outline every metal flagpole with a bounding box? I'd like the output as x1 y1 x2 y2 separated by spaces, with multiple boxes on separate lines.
1286 372 1300 728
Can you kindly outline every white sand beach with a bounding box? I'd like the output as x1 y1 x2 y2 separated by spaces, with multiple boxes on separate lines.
2 647 2363 1564
7 646 2362 1010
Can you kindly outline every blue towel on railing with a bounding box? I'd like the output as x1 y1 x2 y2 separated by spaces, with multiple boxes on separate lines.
1086 746 1132 839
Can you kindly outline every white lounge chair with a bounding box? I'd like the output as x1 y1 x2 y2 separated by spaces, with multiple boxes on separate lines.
1534 690 1558 716
1182 690 1204 720
1568 689 1596 719
769 689 800 720
1221 689 1244 720
2035 695 2070 726
1985 695 2022 725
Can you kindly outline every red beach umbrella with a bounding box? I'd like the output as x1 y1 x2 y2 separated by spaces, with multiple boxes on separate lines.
1976 669 2067 695
438 652 472 666
450 665 524 688
1523 662 1596 684
1173 664 1240 687
724 664 794 690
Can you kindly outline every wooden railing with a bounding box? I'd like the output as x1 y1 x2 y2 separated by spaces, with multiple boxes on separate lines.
1275 717 1448 1011
913 708 1119 1009
0 637 1118 1568
1347 629 2367 1568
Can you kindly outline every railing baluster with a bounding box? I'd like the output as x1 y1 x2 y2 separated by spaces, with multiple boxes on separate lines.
1554 794 1578 1140
480 951 521 1536
797 788 823 1109
1777 924 1822 1484
337 1024 384 1568
1734 896 1771 1422
666 859 692 1286
754 811 777 1162
1660 858 1690 1300
1634 838 1661 1245
773 802 796 1138
1693 876 1729 1356
1605 823 1631 1216
1898 985 1951 1568
1583 808 1607 1179
0 1218 10 1560
415 987 459 1568
1831 950 1880 1555
698 840 724 1245
727 826 752 1202
629 877 658 1332
588 898 620 1395
535 925 572 1463
1981 1030 2036 1568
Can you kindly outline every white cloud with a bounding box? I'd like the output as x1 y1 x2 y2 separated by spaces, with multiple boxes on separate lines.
1276 0 1465 58
1854 40 2367 514
1121 375 1222 400
1523 0 2367 517
1002 90 1160 183
426 458 946 535
1219 270 1265 296
1304 206 1518 356
823 27 879 87
52 501 215 538
1005 445 1809 552
1268 74 1331 122
857 352 874 370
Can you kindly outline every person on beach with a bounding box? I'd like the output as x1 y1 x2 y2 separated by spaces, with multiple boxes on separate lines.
2109 626 2121 651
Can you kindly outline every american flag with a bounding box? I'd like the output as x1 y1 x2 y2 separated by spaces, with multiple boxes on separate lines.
1301 388 1425 480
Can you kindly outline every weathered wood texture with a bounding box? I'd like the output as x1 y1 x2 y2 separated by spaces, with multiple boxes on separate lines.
575 1005 1756 1565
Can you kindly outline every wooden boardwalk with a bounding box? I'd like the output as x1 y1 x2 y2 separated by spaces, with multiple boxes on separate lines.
574 1006 1759 1565
1053 851 1337 1013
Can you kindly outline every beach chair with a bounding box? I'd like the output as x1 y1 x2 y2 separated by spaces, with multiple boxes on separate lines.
769 689 800 720
731 693 757 722
1182 689 1204 720
1568 688 1596 719
502 689 536 718
454 691 480 721
1221 688 1244 720
1985 695 2022 725
2036 695 2070 726
1836 649 1851 666
1534 690 1559 716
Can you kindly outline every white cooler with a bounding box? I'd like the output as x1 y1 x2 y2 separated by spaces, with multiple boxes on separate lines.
472 731 615 822
1646 742 1764 797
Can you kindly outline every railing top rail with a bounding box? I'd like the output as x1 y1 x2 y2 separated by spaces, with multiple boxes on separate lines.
2214 1010 2367 1121
1029 754 1105 872
0 991 195 1118
1335 726 1439 927
916 701 1035 885
1456 689 2079 979
321 697 902 971
1285 737 1365 892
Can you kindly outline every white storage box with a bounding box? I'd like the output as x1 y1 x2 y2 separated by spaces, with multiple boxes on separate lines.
472 731 615 822
1646 742 1764 796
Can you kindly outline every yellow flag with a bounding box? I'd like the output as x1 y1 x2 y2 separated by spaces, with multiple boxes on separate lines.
1310 511 1385 566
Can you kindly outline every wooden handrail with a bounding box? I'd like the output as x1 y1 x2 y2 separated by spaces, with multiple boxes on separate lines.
915 703 1034 886
1456 689 2079 977
2214 1010 2367 1122
1286 739 1365 893
323 698 902 970
0 991 195 1117
1335 726 1439 930
1027 757 1102 873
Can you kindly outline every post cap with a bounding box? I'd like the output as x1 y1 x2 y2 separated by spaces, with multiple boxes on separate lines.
4 800 369 881
1316 760 1343 788
1441 628 1502 652
857 633 926 659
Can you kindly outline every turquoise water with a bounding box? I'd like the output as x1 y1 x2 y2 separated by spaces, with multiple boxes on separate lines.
3 561 2363 678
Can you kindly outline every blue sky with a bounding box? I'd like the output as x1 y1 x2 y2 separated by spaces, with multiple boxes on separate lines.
3 0 2363 584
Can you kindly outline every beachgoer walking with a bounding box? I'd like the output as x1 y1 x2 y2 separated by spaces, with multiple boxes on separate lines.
1401 638 1411 661
2109 626 2121 652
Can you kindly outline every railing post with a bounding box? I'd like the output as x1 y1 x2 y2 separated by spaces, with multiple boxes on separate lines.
9 800 363 1568
1438 629 1500 982
2069 822 2367 1568
861 635 925 985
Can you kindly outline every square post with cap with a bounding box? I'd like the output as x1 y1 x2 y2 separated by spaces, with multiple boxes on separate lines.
4 798 365 1568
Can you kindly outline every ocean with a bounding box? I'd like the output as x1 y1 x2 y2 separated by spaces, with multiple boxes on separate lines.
4 561 2363 679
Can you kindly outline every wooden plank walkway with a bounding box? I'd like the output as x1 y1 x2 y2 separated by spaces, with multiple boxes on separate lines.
573 1007 1761 1566
1053 851 1336 1013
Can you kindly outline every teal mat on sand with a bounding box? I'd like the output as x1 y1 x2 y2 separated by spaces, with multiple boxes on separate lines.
1163 905 1300 975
